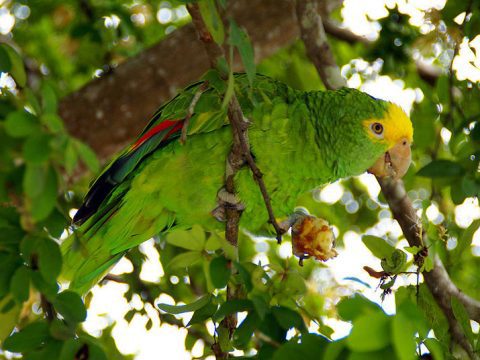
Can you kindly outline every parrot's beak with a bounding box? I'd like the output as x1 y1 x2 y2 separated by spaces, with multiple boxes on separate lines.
368 139 411 179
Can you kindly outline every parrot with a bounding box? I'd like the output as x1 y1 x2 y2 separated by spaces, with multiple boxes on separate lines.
61 73 413 294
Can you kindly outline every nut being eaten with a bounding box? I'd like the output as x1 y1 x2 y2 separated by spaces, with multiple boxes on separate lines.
291 216 338 265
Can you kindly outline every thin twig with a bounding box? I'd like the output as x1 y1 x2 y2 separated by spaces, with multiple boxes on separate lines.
40 294 55 322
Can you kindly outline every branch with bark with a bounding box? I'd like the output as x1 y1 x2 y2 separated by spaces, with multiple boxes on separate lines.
295 0 480 358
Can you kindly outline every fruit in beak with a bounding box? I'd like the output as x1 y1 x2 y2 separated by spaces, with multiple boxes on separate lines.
368 139 411 179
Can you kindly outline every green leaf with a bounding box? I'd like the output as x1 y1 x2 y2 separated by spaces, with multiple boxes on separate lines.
391 311 416 360
23 164 58 221
412 111 436 150
64 139 78 175
381 249 407 274
234 261 253 292
0 254 22 298
198 0 224 45
10 265 30 303
436 75 449 105
4 111 38 138
404 246 421 254
282 271 307 296
3 321 50 352
74 140 99 173
423 338 444 360
323 339 346 360
453 219 480 258
26 338 64 360
167 250 202 270
0 295 20 343
273 342 306 360
362 235 395 259
300 333 330 357
230 20 256 85
233 311 259 348
30 271 59 298
41 82 58 114
38 238 62 281
40 209 68 239
60 339 107 360
272 335 329 360
205 232 222 251
210 255 230 288
451 297 475 347
158 294 211 314
23 163 46 198
166 225 205 251
59 339 83 360
23 133 52 164
0 226 23 247
272 306 306 332
337 294 383 321
422 256 434 272
33 166 57 221
187 301 218 326
25 88 42 115
3 44 26 87
395 293 430 338
41 114 64 133
0 45 12 73
347 312 391 352
213 299 253 321
251 294 268 320
221 70 235 109
54 291 87 323
417 160 465 178
49 319 75 340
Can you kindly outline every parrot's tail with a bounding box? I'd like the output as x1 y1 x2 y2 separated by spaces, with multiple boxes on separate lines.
60 230 125 295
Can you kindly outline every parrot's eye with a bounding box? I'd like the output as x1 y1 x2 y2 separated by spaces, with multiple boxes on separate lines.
371 122 384 136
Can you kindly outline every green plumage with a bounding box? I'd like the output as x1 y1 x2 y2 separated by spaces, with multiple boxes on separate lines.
61 74 389 293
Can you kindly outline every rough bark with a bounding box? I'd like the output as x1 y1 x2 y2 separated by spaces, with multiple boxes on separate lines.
296 0 346 89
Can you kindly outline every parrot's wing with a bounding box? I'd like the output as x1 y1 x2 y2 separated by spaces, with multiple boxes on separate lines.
73 80 228 226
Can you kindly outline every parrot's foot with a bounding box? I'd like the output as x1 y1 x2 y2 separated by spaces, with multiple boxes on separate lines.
285 210 337 266
211 188 245 222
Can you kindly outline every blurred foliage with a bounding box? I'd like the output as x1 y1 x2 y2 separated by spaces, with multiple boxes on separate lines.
0 0 480 359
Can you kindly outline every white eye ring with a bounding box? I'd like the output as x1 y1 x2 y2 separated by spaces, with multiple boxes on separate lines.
370 122 384 138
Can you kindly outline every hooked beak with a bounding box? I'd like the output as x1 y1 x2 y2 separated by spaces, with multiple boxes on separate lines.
368 139 411 179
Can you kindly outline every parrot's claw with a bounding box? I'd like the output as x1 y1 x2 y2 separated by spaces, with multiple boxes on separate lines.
288 211 338 263
211 188 245 222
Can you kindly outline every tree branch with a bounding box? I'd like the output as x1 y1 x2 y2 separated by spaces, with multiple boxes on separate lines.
295 0 479 357
295 0 346 90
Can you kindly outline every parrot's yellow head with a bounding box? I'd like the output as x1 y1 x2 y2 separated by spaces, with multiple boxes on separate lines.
363 103 413 179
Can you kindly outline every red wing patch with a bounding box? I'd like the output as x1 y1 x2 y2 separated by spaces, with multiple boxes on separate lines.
131 120 184 151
